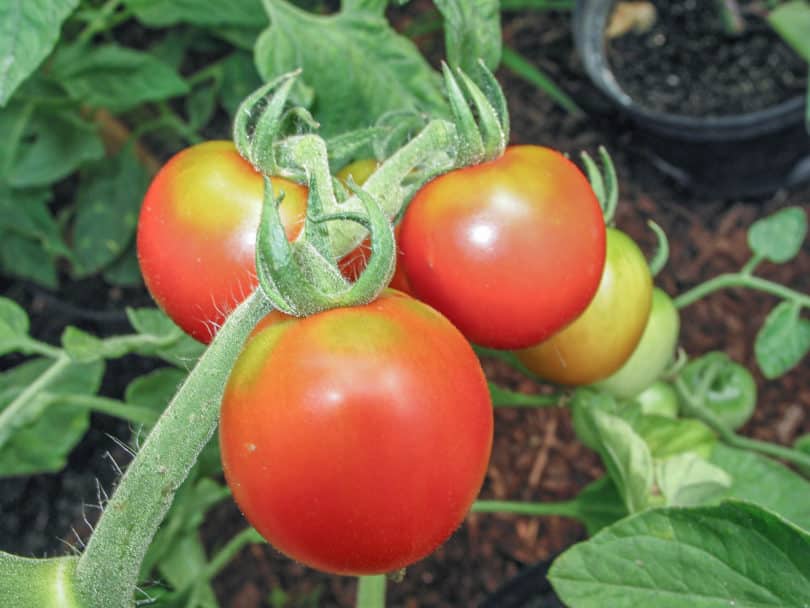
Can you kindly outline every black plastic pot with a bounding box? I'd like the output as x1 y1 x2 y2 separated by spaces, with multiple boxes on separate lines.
479 559 564 608
572 0 810 198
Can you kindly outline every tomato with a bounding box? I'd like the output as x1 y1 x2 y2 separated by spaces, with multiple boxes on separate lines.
634 380 679 418
219 290 493 575
595 287 680 398
137 141 308 343
516 228 652 385
335 159 413 293
399 145 606 349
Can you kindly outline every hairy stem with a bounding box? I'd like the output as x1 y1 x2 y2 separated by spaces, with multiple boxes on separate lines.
74 292 272 608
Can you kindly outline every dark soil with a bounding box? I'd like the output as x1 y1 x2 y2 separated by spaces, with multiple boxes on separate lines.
2 6 809 608
607 0 807 116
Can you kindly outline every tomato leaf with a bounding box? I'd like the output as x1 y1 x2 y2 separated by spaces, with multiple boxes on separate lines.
0 358 104 476
125 367 187 421
102 246 143 287
0 298 30 357
747 205 807 264
6 107 104 188
589 408 654 514
549 501 810 608
126 308 205 367
768 1 810 64
755 300 810 379
220 51 263 117
254 0 448 137
710 444 810 530
434 0 502 74
123 0 267 28
654 452 731 507
51 44 189 113
572 477 627 536
72 146 149 277
0 0 78 106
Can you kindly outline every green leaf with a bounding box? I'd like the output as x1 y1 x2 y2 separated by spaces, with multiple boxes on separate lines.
573 477 627 536
72 146 149 276
124 0 267 28
434 0 501 73
255 0 448 137
220 51 262 117
655 453 731 507
769 1 810 63
0 297 30 356
102 246 143 287
52 44 189 113
710 444 810 530
126 308 205 367
755 300 810 379
0 0 79 106
7 108 104 188
549 501 810 608
590 409 653 514
631 415 716 460
186 81 218 131
0 358 104 476
0 232 58 287
61 326 135 363
0 553 79 608
747 206 808 264
125 367 186 419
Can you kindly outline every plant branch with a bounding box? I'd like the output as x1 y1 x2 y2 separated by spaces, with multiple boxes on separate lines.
356 575 386 608
472 499 581 518
674 273 810 309
74 291 273 608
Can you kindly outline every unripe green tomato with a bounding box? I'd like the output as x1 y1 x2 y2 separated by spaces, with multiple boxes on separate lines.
634 380 679 418
595 287 680 398
516 228 651 385
679 354 757 430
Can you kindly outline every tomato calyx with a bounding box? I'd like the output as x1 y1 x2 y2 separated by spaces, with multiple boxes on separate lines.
255 173 396 317
580 146 619 225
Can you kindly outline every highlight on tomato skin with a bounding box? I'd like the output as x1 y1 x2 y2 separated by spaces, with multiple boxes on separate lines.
219 289 494 575
136 140 308 344
516 228 653 386
398 145 607 350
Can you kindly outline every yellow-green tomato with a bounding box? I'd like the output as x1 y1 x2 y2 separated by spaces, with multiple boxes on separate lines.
516 228 652 385
595 287 680 398
635 380 679 418
336 158 379 186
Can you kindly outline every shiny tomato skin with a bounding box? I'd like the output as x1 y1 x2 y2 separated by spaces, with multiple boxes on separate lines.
137 141 308 343
219 290 493 575
399 145 606 349
516 228 652 385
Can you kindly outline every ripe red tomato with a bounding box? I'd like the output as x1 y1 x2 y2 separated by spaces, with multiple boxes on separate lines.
137 141 308 343
516 228 652 385
399 145 606 349
220 290 493 575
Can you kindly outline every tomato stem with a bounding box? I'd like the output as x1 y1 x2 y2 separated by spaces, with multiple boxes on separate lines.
73 291 273 608
673 273 810 309
356 575 387 608
472 499 582 519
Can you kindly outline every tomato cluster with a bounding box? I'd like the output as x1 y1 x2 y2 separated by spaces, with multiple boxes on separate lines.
137 139 678 575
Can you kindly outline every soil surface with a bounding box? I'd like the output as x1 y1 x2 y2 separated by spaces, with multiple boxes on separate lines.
2 6 809 608
607 0 807 116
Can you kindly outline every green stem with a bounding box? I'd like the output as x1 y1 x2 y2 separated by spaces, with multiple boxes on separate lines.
356 575 386 608
673 273 810 309
472 499 581 518
674 377 810 472
157 103 203 145
74 291 272 608
0 354 71 450
739 255 763 276
54 394 159 426
200 528 264 583
22 338 64 359
75 0 124 46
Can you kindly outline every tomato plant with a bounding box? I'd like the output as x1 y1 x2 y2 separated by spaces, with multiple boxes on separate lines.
595 287 680 397
399 145 606 349
219 290 493 575
516 228 652 385
137 141 308 343
635 380 679 418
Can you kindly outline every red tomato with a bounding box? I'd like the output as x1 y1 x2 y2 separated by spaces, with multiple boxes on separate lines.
516 228 653 385
137 141 308 343
399 145 606 349
219 290 493 575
